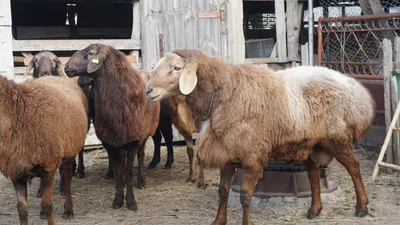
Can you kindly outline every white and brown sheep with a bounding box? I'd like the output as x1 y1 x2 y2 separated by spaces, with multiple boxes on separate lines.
64 43 160 211
0 75 88 225
145 48 376 225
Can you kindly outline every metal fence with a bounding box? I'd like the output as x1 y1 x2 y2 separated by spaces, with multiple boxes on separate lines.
316 0 400 79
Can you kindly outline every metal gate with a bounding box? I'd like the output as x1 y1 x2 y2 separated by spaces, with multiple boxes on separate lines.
317 13 400 127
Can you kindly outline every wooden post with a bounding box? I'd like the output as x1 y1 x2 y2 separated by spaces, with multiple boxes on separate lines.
393 37 400 165
383 38 394 173
0 0 14 79
130 0 141 64
287 0 299 62
301 42 309 66
274 0 287 63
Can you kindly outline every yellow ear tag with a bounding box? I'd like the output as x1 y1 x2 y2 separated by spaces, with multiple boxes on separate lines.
91 58 99 64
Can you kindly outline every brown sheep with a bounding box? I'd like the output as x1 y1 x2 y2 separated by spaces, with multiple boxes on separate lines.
0 75 88 225
23 51 68 78
148 96 207 188
64 43 160 210
145 48 376 225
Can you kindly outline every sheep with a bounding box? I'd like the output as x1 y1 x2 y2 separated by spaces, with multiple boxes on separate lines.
22 51 97 197
148 96 207 188
64 43 160 210
145 48 376 225
23 51 69 78
0 75 88 225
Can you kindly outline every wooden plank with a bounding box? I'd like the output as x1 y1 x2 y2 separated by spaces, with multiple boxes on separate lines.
301 42 309 66
244 57 279 64
0 0 14 79
394 36 400 166
23 55 138 66
12 39 141 52
184 0 196 49
274 0 287 63
226 0 245 63
391 75 399 165
14 26 71 39
198 0 212 54
131 0 141 40
383 38 394 173
162 0 175 54
286 0 299 61
14 63 143 75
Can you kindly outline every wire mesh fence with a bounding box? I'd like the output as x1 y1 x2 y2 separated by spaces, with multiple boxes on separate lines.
315 0 400 78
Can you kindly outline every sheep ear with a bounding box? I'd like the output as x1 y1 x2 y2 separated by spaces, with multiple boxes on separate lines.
87 55 104 73
23 58 35 78
179 62 198 95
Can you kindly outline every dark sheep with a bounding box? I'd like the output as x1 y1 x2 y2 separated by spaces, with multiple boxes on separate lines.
64 43 160 210
23 51 68 78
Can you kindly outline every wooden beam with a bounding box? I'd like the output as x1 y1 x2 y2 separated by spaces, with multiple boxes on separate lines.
12 39 141 52
383 38 394 174
23 55 138 66
245 57 279 64
301 42 309 66
131 0 141 40
286 0 299 61
394 36 400 166
0 0 14 79
274 0 287 63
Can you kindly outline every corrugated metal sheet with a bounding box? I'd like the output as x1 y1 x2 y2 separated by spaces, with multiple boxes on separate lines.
141 0 228 70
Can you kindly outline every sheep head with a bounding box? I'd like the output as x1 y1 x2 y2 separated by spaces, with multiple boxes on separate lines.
23 51 68 79
146 50 199 102
64 44 107 79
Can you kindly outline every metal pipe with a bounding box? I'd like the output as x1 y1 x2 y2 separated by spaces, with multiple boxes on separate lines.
308 0 314 66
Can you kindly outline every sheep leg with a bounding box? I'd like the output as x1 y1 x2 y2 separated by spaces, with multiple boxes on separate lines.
126 142 140 211
137 139 147 189
107 147 125 209
59 166 65 196
304 157 322 219
104 146 114 179
36 178 44 198
184 135 196 183
148 128 162 169
161 120 174 169
76 149 85 179
12 178 28 225
62 160 74 219
329 141 369 217
197 153 208 189
211 165 237 225
239 166 263 225
39 170 56 225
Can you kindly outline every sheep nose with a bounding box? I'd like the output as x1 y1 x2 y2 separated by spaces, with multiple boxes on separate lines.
146 87 153 95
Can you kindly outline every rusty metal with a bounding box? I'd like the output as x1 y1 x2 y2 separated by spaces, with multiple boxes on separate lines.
317 13 400 79
198 12 220 18
219 10 225 21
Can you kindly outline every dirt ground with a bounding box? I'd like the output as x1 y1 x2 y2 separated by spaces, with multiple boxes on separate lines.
1 145 400 225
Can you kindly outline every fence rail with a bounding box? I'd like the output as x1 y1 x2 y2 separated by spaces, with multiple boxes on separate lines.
317 13 400 79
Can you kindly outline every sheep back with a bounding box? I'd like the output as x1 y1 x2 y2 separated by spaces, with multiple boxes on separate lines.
0 76 88 179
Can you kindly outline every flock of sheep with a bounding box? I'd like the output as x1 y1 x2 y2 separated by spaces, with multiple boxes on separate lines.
0 43 376 225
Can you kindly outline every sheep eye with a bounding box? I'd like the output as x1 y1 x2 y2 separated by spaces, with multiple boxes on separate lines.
174 66 182 71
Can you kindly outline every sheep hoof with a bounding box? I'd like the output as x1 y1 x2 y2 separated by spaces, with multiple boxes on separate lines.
62 210 74 219
36 191 43 198
355 206 368 217
76 172 85 179
137 178 146 189
147 161 159 169
186 175 196 183
164 162 174 169
197 181 208 190
306 206 322 219
112 200 124 209
210 219 227 225
104 173 114 180
126 200 138 211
